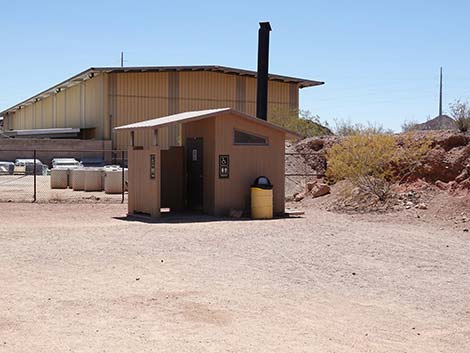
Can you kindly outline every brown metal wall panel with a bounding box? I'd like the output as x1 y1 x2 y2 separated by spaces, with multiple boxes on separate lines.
245 77 257 117
267 80 292 118
168 71 181 145
178 71 237 113
111 72 169 150
84 74 105 138
289 83 299 112
127 147 161 218
5 71 297 152
168 72 180 114
235 76 246 112
213 113 285 216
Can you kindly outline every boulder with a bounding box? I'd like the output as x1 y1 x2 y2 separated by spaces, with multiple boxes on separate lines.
435 180 449 190
456 169 469 183
458 179 470 190
306 180 318 192
294 192 305 202
311 183 331 198
415 203 428 210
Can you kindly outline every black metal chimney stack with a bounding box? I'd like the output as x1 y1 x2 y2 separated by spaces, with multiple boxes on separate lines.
256 22 272 121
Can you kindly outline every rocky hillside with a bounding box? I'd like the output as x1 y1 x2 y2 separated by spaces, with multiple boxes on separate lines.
414 115 456 131
286 130 470 198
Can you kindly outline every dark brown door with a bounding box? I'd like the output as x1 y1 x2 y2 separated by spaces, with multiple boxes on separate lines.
186 137 203 210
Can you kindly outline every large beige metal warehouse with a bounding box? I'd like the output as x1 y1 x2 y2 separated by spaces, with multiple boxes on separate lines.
0 66 323 150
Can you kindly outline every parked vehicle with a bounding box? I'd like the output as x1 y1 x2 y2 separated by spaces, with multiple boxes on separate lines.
51 158 82 169
14 159 47 175
0 161 14 175
81 158 105 167
14 158 42 166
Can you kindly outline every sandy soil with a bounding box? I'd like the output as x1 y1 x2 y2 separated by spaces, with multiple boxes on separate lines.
1 203 470 352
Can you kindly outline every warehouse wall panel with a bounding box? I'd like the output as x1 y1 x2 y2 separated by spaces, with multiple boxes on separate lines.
110 72 169 150
33 101 42 129
56 90 66 128
67 84 81 128
4 70 300 148
42 97 53 128
24 105 33 129
84 74 106 139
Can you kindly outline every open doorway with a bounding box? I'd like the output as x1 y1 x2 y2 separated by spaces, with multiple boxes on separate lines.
160 147 185 212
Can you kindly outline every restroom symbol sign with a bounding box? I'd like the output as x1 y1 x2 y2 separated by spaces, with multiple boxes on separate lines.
219 155 230 178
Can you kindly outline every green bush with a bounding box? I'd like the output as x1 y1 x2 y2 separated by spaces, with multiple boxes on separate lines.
401 119 419 132
326 132 431 201
449 100 470 132
333 119 392 136
326 134 396 200
269 110 332 138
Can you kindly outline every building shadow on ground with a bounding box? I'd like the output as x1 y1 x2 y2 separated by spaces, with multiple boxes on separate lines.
113 211 302 224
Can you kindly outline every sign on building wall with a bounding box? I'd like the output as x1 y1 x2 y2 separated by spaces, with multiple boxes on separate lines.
150 154 156 179
219 155 229 178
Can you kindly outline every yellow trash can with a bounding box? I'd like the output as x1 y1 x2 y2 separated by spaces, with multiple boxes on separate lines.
251 176 273 219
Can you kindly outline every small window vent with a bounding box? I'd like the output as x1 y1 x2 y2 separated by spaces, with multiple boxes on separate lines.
234 129 268 145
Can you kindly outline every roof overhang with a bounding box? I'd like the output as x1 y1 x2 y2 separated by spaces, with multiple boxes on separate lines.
3 127 81 138
115 108 302 140
0 65 324 117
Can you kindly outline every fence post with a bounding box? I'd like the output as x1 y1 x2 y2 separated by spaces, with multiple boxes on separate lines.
33 150 37 203
121 150 125 204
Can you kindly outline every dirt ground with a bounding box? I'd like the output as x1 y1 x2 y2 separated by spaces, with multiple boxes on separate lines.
0 175 124 203
1 203 470 352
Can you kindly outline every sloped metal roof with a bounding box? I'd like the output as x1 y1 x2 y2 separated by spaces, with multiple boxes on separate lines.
114 108 301 138
0 65 323 117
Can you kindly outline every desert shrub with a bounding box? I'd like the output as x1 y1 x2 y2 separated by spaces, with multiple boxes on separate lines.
270 109 332 138
449 100 470 132
326 134 397 201
395 133 432 182
454 117 470 132
401 119 419 132
333 119 392 136
326 133 432 202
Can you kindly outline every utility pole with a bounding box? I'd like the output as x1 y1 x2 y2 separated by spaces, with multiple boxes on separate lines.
439 67 443 116
120 51 124 68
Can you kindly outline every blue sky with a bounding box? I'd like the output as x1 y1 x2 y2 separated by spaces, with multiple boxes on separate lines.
1 0 469 131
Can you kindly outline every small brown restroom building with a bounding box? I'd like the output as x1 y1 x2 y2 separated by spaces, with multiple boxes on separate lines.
115 108 299 218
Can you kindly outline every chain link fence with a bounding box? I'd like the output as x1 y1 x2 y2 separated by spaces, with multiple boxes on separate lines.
285 152 326 196
0 149 127 203
0 149 323 203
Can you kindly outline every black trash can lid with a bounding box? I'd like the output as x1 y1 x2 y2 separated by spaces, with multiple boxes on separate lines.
252 176 273 189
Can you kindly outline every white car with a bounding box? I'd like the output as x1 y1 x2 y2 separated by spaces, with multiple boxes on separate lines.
15 158 43 166
51 158 82 169
0 161 14 175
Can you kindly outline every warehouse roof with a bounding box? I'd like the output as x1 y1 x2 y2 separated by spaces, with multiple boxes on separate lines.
115 108 301 138
0 65 324 116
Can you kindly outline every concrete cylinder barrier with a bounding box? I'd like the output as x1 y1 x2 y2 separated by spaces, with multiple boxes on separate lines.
50 168 69 189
